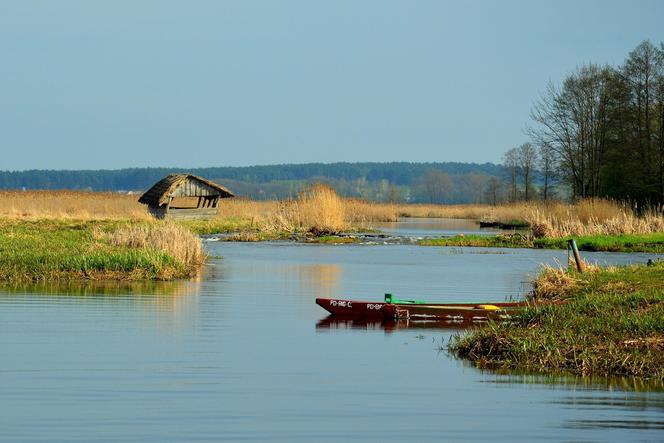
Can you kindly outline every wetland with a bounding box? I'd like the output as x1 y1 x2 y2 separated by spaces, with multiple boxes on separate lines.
2 218 664 441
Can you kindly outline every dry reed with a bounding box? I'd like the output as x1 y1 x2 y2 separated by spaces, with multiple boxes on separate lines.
526 200 664 237
2 190 663 240
106 222 205 268
0 190 150 220
277 183 347 234
531 259 610 301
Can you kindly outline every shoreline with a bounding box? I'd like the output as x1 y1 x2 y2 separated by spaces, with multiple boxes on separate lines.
199 230 664 253
1 215 662 283
419 232 664 253
448 262 664 380
0 219 204 283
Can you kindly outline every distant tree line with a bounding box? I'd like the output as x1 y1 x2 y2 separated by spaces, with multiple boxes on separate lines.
498 40 664 205
0 162 506 204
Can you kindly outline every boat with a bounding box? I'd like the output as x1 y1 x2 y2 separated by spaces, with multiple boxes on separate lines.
316 293 528 323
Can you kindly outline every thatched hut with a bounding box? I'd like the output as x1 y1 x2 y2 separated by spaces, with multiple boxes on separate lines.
139 173 234 220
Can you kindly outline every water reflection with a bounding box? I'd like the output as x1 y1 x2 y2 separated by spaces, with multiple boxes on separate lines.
316 316 489 332
369 217 509 237
294 263 342 299
0 260 219 298
564 419 664 430
0 265 215 335
482 373 664 392
2 279 196 298
479 374 664 432
558 394 664 430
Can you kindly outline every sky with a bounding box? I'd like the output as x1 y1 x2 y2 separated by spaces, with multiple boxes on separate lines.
1 0 663 171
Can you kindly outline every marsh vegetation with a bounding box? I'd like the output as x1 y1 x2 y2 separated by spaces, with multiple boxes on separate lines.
450 261 664 379
0 186 662 282
0 219 204 282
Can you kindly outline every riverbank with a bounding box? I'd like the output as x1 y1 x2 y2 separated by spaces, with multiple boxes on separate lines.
449 262 664 379
2 190 663 253
420 232 664 253
0 219 204 283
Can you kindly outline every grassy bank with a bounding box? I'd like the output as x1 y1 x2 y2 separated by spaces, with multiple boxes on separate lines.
420 232 664 253
449 262 664 379
420 234 532 248
1 190 662 247
0 219 204 282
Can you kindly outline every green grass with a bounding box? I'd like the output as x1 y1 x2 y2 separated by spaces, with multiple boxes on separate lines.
178 218 255 235
308 235 359 244
420 232 664 253
0 219 196 283
420 234 532 248
179 218 294 241
449 262 664 379
533 232 664 253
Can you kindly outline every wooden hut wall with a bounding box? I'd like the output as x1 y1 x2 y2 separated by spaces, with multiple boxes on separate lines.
147 205 219 220
171 178 218 198
165 208 219 220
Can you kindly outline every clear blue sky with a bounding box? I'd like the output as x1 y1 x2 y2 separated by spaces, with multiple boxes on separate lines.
1 0 663 170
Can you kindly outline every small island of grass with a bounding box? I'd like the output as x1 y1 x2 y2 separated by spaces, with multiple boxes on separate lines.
0 219 204 283
420 232 664 253
449 262 664 379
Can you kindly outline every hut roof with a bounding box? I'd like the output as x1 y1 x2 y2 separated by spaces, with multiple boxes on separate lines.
139 173 234 206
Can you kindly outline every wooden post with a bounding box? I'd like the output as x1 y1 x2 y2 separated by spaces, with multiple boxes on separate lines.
567 239 584 273
166 196 173 214
197 196 202 208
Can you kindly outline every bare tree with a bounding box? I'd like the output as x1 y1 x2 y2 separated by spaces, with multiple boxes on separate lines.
538 142 557 201
502 148 519 202
623 42 662 159
465 172 489 203
659 44 664 197
517 142 537 200
420 169 453 203
528 64 615 198
484 177 502 205
388 183 400 203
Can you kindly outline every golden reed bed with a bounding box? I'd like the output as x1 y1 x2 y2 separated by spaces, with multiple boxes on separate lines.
1 189 662 238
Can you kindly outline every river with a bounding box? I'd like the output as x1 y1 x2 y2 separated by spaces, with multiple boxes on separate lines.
1 222 663 441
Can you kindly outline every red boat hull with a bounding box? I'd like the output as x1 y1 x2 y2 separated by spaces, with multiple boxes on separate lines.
315 298 388 319
316 297 528 322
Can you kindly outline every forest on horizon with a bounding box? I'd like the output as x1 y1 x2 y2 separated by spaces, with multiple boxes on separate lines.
0 162 509 204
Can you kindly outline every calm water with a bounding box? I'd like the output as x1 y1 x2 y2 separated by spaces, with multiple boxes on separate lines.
1 242 663 442
368 217 509 237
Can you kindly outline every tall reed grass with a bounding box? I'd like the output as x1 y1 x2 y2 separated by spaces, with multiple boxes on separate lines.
2 190 662 239
276 183 347 234
106 222 205 269
0 190 150 219
526 200 664 237
0 219 203 282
